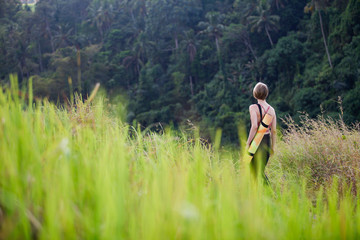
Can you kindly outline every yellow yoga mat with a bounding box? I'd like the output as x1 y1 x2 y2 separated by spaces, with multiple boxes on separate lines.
244 113 273 163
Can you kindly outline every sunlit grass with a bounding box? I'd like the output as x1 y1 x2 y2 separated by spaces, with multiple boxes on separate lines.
22 3 36 12
0 76 360 239
269 114 360 194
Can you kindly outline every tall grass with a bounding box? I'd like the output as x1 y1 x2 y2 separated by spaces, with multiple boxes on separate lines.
270 114 360 194
1 78 360 239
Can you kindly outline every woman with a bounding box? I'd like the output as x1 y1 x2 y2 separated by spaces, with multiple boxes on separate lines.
246 82 276 184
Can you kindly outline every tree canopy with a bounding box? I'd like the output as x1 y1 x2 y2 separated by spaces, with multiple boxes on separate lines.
1 0 360 144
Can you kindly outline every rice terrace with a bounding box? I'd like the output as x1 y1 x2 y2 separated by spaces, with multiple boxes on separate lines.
1 0 360 239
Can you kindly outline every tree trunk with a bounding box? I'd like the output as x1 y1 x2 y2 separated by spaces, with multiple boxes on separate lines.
99 26 104 43
37 40 43 72
175 35 179 50
174 34 179 58
137 62 140 76
215 36 226 78
215 36 220 54
77 49 81 93
245 38 257 60
318 10 333 68
265 25 274 48
241 31 257 60
189 75 194 97
130 9 136 26
45 18 55 52
248 42 257 60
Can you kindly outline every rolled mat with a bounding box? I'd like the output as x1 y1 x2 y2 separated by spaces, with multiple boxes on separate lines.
244 113 273 164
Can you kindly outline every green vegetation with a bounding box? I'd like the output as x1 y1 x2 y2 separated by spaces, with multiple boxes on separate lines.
22 3 36 12
0 0 359 144
1 1 360 238
1 78 360 239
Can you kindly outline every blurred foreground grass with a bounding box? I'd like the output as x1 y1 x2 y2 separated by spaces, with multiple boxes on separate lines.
1 77 360 239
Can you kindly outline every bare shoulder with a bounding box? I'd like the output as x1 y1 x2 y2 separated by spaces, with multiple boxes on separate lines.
269 105 276 116
249 104 257 111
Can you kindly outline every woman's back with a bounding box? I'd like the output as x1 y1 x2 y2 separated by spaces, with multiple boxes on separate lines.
246 82 277 185
249 103 276 134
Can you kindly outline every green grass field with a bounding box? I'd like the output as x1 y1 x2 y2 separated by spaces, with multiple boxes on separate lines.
1 76 360 239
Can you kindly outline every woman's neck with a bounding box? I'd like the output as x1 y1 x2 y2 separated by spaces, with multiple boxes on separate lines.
257 99 267 104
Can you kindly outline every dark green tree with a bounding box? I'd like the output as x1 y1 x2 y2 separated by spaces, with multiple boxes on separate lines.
304 0 333 68
247 0 280 47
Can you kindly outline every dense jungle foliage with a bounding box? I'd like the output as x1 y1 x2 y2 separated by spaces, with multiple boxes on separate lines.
1 0 359 143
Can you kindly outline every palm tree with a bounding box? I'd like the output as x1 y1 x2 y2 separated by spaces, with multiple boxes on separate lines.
87 2 114 42
181 30 199 96
53 24 73 49
124 0 146 27
123 32 155 76
35 1 56 52
271 0 287 10
182 30 198 63
198 12 225 55
224 23 257 60
198 11 225 73
242 0 258 18
304 0 333 68
247 1 280 48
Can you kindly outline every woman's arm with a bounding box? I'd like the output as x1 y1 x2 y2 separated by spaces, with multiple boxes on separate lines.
270 111 277 155
246 105 259 147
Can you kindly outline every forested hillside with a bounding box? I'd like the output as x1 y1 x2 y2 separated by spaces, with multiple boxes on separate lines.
1 0 359 143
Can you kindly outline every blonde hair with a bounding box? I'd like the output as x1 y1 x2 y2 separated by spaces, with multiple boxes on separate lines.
253 82 269 100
